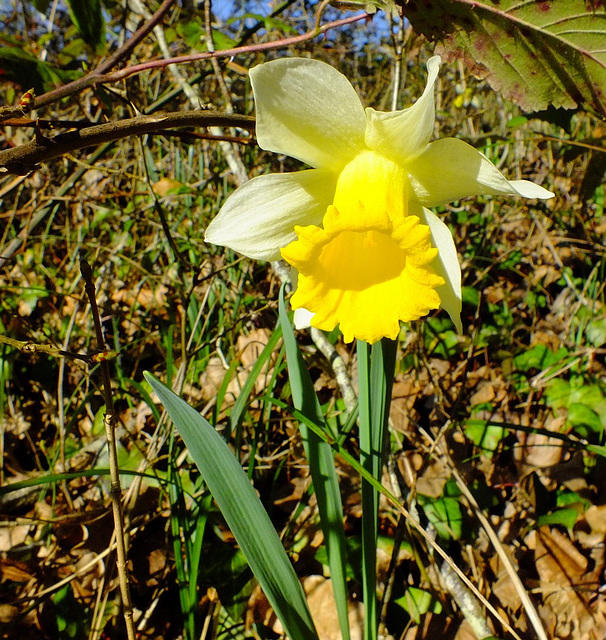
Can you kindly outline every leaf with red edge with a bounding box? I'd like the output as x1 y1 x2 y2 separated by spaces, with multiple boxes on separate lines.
402 0 606 117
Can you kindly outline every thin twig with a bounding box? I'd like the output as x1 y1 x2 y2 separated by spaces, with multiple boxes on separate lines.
386 486 526 640
0 12 367 123
310 327 357 413
0 111 254 175
390 444 494 638
445 447 549 640
100 13 368 84
0 333 116 364
203 0 249 185
0 0 177 122
0 142 113 268
80 259 136 640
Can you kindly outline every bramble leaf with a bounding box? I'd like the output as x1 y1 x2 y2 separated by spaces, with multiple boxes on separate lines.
402 0 606 117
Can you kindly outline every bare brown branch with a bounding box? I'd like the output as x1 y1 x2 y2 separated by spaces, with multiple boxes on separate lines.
0 111 255 175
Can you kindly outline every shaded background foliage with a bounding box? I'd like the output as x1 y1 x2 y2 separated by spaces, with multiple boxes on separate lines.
0 0 605 639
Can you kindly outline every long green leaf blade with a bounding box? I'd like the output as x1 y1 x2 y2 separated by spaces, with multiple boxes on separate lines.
278 289 351 640
144 372 319 640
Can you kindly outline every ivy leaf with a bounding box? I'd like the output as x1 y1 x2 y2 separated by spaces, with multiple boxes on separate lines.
402 0 606 117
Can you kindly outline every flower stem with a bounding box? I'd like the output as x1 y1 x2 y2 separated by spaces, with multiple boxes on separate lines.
357 338 397 640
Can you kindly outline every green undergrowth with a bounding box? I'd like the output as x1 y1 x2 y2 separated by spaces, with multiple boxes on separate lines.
1 7 605 638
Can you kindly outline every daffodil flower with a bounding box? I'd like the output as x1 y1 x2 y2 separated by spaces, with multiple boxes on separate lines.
205 56 553 344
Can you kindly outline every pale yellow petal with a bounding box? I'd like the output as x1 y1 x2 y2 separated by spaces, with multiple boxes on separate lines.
408 138 554 207
250 58 366 171
205 169 336 261
416 205 462 332
364 55 441 163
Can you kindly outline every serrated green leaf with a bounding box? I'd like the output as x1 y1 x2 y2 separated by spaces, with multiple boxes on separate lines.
567 402 603 435
536 507 579 530
144 373 319 640
0 47 72 93
545 378 571 408
345 0 397 13
419 495 463 540
514 345 568 373
403 0 606 117
507 115 528 128
212 31 238 50
461 285 480 307
176 21 205 49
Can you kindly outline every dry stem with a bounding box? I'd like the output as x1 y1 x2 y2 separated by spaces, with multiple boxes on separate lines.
80 259 136 640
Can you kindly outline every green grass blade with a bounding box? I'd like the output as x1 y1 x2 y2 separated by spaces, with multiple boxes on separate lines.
187 495 211 627
168 444 198 639
0 468 171 495
278 288 351 640
230 324 283 434
144 372 319 640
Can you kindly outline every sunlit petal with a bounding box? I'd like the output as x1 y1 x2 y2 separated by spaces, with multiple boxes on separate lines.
332 150 409 226
365 55 441 163
409 138 555 206
205 169 336 261
416 205 462 332
250 58 366 171
293 306 314 329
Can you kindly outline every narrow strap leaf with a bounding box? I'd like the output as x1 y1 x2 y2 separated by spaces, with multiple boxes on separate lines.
279 288 351 640
145 372 319 640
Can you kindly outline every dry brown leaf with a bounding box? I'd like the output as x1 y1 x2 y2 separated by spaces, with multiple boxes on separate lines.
530 264 562 289
199 355 234 404
247 576 366 640
415 456 450 499
515 415 566 475
0 558 33 583
490 552 523 615
584 504 606 534
0 604 19 623
535 526 606 640
200 329 277 407
453 619 484 640
390 377 421 433
0 522 30 551
236 328 277 396
302 575 364 640
152 177 184 198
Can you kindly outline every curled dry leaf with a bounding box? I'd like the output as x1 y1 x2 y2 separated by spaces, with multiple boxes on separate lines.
535 526 606 640
514 415 566 476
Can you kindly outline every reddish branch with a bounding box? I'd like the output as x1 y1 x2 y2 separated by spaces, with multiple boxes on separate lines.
0 5 367 174
0 11 367 124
